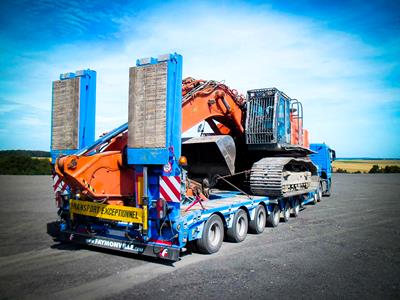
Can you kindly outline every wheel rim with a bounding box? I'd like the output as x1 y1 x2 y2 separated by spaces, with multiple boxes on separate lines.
292 201 299 215
208 222 221 247
285 205 290 219
295 203 299 214
237 216 246 236
257 210 265 228
323 182 327 192
274 208 280 224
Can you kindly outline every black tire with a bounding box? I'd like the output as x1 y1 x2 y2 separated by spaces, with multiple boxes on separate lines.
266 205 280 227
226 209 248 242
317 182 323 202
281 201 290 222
291 200 300 217
196 214 224 254
325 179 332 197
249 205 266 234
312 190 318 205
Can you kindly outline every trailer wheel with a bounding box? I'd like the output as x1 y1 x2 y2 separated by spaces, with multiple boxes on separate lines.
226 209 248 242
324 179 332 197
312 191 318 205
317 182 323 202
266 205 280 227
249 205 266 234
196 214 224 254
281 201 290 222
291 200 300 217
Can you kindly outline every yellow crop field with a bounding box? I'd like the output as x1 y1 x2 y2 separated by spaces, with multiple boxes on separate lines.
332 160 400 173
33 157 52 162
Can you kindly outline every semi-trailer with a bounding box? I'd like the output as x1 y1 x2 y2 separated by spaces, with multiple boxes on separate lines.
48 53 334 261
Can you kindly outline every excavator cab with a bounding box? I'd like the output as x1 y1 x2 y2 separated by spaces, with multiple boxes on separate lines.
245 88 304 151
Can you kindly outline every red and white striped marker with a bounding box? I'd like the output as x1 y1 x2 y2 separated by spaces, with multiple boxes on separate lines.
159 176 181 202
52 173 67 194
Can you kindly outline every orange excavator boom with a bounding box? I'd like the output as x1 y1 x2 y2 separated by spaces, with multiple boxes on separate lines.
182 77 246 135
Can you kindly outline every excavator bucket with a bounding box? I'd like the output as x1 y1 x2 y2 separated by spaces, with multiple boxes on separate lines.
182 135 236 186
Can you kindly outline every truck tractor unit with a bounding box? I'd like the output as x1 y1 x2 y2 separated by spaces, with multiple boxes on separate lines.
48 53 335 261
310 143 336 197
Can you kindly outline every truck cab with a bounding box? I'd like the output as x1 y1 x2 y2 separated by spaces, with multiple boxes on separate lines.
310 143 336 196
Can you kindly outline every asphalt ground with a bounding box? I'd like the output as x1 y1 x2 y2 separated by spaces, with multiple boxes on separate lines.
0 174 399 299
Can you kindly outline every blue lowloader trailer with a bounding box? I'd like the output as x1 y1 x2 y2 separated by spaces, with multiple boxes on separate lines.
47 53 333 262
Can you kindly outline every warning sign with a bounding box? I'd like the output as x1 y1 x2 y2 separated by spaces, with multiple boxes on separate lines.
69 200 143 224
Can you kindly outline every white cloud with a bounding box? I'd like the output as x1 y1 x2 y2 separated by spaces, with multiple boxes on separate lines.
3 2 398 157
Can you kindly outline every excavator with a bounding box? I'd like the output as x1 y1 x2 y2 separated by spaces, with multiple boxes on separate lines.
181 77 317 197
54 76 317 206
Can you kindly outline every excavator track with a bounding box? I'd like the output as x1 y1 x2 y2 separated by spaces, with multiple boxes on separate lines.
250 157 318 197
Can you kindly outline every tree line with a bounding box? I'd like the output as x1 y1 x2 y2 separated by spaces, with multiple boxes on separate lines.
335 165 400 174
368 165 400 173
0 150 51 175
1 150 399 175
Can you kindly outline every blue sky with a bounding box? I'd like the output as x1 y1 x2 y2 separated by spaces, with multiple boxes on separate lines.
0 0 399 158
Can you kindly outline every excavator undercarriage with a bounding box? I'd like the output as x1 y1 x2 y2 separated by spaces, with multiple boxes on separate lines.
250 157 318 197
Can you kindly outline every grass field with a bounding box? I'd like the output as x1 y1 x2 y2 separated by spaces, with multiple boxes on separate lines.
332 160 400 173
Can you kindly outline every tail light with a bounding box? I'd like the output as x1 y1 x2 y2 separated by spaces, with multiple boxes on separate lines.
156 198 167 219
55 191 63 208
159 248 169 258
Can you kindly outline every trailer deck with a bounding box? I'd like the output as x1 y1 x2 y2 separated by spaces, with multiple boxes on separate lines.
181 191 277 215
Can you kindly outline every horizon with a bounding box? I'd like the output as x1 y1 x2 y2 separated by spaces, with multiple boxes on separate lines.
2 149 400 161
0 0 399 158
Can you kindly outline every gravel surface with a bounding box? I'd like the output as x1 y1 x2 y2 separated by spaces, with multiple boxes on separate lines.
0 174 399 299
